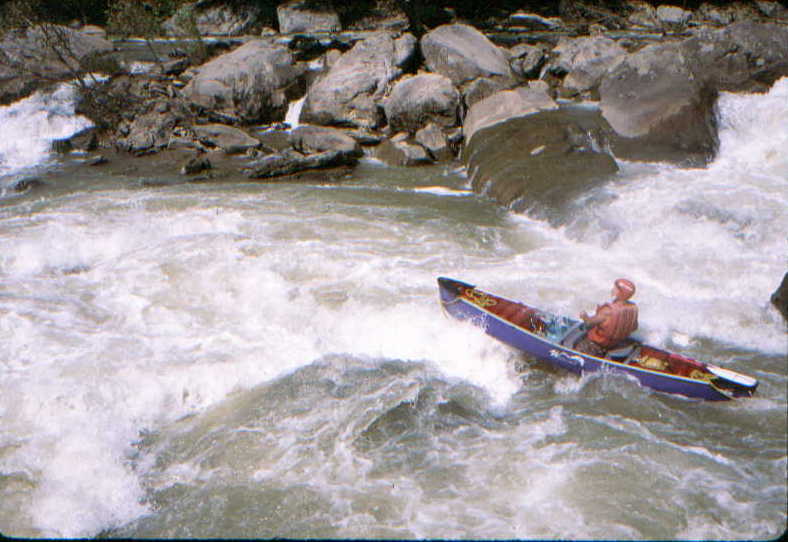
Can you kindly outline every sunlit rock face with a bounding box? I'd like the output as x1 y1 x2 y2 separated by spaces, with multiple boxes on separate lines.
182 40 301 125
462 88 618 219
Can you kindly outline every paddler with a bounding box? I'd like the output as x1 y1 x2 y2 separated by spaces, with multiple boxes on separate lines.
575 278 639 357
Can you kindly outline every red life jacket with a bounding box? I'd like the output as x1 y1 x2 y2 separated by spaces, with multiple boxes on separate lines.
588 301 638 348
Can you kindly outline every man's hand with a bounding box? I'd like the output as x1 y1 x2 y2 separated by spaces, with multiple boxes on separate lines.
581 306 609 326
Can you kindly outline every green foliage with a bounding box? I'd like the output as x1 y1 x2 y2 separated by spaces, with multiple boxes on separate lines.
246 0 285 28
79 49 123 76
0 0 112 26
1 0 39 32
106 0 172 39
169 3 209 64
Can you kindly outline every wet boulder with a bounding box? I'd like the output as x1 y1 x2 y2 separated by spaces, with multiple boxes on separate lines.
85 154 108 166
421 24 516 90
695 3 735 25
463 86 557 144
180 154 212 175
771 272 788 323
756 1 788 19
415 123 454 162
463 87 618 218
598 21 787 165
0 24 113 105
10 177 46 193
183 40 302 125
599 41 719 166
627 1 660 28
51 128 99 154
300 33 415 129
383 73 460 133
192 124 260 154
289 125 362 157
118 111 183 155
549 36 627 97
243 148 358 179
656 5 692 27
393 33 418 71
462 78 506 109
509 44 546 80
684 22 788 92
374 134 432 167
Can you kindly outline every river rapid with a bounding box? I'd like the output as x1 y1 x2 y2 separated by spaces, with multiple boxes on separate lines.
0 78 786 539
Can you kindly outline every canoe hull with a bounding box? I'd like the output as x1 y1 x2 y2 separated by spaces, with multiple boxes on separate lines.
438 277 758 401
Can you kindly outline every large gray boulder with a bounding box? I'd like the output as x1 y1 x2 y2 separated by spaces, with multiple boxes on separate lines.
192 123 260 154
118 111 182 155
277 0 341 34
598 21 788 165
463 86 557 144
384 73 460 133
244 148 358 179
416 123 453 161
656 5 692 27
550 36 627 96
374 134 432 167
0 24 113 105
182 40 301 124
300 32 415 129
627 1 660 28
289 124 362 156
684 22 788 92
421 24 515 88
599 41 719 166
463 88 618 216
509 43 546 79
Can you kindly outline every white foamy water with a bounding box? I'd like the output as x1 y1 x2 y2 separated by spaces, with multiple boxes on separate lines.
0 80 785 538
284 96 306 129
0 82 93 179
540 79 788 354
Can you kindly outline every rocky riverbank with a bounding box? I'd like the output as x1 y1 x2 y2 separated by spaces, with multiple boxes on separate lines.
2 1 785 185
2 0 788 315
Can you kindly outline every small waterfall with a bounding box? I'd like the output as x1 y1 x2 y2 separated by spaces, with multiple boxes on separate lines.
0 82 93 179
284 96 306 130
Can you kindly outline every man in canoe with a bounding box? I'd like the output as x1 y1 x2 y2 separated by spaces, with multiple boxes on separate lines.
575 278 639 357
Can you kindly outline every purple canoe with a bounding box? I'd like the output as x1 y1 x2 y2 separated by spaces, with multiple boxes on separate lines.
438 277 758 401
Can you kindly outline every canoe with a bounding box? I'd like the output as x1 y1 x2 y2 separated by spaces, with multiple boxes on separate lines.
437 277 758 401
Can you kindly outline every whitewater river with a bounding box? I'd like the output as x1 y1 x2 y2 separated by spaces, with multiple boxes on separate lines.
0 79 786 539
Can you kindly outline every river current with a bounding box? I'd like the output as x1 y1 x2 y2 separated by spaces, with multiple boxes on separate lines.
0 78 786 539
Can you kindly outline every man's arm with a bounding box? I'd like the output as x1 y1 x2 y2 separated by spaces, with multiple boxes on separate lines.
581 305 610 326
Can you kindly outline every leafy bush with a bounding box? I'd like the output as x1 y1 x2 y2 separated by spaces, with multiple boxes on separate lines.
168 3 209 64
0 0 111 27
106 0 181 39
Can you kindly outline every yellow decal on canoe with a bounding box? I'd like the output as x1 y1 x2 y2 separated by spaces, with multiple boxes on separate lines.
639 356 668 371
689 369 714 382
464 289 497 308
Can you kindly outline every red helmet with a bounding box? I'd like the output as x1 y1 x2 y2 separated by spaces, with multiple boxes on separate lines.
614 278 636 299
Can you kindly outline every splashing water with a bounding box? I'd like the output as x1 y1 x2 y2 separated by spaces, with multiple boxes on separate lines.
0 79 785 538
0 82 93 179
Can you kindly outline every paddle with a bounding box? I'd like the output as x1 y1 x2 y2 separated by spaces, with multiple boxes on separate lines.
706 365 758 388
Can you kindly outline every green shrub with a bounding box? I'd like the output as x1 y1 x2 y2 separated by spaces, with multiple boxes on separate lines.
106 0 167 39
